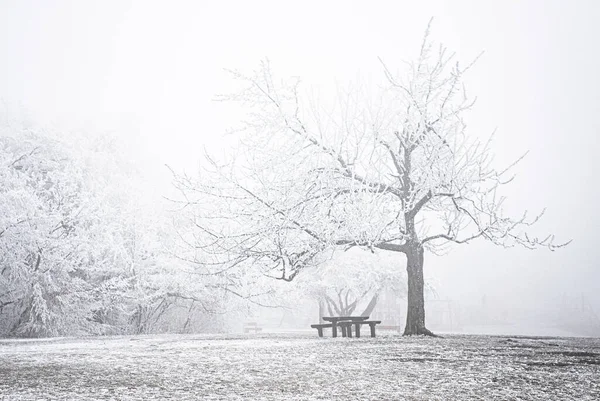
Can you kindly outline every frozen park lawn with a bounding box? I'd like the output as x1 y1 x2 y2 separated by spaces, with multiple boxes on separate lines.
1 333 599 400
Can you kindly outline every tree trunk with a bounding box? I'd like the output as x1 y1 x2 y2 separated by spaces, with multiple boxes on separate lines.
404 244 435 336
361 293 378 317
318 298 324 323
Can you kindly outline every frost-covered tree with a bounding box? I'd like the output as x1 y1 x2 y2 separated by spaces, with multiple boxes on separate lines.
293 249 407 319
173 25 568 336
0 127 172 337
0 133 108 336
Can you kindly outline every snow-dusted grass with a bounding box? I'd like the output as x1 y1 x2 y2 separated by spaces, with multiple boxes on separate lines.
1 333 599 400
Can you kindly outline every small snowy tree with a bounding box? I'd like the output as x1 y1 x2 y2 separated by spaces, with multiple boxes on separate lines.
294 249 407 318
173 24 569 336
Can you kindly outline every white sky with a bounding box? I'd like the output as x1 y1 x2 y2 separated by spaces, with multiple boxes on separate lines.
1 0 599 328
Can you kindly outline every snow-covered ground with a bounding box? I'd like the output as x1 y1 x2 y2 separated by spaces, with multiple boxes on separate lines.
1 333 599 400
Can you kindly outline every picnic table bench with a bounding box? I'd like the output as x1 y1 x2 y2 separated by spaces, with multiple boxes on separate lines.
311 316 381 338
379 325 402 333
243 322 263 333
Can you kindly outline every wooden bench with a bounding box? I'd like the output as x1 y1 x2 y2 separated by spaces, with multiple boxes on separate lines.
311 316 382 338
379 325 402 333
243 322 263 333
338 320 381 338
310 323 333 337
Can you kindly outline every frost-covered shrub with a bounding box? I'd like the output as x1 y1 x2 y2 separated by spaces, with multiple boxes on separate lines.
0 130 163 337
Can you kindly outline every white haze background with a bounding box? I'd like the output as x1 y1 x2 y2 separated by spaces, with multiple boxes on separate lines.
1 0 599 334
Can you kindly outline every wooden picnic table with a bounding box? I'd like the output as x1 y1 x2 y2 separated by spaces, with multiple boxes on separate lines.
322 316 368 338
311 316 381 338
322 316 369 323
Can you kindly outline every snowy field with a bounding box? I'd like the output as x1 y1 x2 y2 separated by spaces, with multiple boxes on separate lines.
1 333 599 400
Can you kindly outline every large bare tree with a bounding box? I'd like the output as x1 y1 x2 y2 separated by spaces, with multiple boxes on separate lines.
173 25 568 335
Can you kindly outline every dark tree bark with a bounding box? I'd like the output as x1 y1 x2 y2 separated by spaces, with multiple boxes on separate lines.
361 294 378 317
403 243 436 336
318 298 324 323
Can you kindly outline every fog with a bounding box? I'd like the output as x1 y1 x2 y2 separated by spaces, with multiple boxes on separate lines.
1 0 599 336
